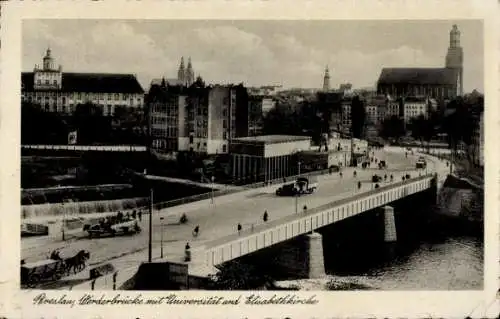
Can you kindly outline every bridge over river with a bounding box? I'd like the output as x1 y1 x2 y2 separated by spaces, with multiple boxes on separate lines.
20 147 448 289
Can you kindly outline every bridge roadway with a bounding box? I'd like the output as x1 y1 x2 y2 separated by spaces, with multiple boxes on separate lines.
21 148 437 287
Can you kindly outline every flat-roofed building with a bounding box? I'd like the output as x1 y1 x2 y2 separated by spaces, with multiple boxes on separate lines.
230 135 311 184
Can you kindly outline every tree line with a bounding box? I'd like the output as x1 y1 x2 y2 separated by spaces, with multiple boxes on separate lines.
21 101 147 145
262 94 483 167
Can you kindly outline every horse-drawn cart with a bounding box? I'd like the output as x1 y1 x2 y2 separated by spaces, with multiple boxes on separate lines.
21 259 65 288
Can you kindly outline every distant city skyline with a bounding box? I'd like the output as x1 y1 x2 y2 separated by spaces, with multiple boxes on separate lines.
22 20 483 93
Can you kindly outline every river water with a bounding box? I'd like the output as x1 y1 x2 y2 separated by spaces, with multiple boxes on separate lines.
321 213 484 290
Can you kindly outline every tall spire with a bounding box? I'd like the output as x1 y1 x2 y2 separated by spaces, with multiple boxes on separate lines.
186 57 194 86
323 65 330 91
177 57 185 85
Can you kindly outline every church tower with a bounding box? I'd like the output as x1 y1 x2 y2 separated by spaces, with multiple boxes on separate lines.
177 57 185 85
43 48 55 70
186 57 195 87
445 25 463 96
323 65 330 91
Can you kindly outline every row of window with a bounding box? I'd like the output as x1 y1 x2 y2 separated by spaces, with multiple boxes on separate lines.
26 91 142 102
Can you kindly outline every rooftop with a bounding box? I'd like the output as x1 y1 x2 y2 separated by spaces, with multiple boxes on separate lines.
22 72 144 94
232 135 311 144
378 68 458 86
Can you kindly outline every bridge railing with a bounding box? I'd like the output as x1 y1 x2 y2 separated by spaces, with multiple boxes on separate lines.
204 173 436 249
137 168 339 213
21 144 147 152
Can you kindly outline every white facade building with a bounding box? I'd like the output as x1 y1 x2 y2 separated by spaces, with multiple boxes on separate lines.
22 49 144 116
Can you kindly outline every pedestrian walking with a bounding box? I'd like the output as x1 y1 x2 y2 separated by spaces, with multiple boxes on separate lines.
390 174 393 182
184 242 191 262
339 171 343 178
303 205 307 213
138 210 142 222
353 170 357 178
358 181 361 189
132 210 136 219
263 211 268 222
384 174 387 181
192 225 199 237
237 223 242 234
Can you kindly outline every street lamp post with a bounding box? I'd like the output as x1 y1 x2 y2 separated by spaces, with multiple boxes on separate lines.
160 217 164 259
148 187 153 263
295 161 302 214
211 175 215 204
61 203 65 241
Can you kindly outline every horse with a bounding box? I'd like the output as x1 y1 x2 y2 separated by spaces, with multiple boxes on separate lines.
64 250 90 275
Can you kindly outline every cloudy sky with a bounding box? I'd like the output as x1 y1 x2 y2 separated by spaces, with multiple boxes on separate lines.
22 20 483 93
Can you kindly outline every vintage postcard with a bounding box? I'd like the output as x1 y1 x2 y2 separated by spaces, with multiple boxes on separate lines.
0 0 498 318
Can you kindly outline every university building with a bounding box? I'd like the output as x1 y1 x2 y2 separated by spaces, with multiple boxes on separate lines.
21 49 144 116
377 25 464 100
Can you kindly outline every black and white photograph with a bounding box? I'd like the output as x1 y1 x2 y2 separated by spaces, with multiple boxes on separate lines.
1 1 498 316
17 19 486 293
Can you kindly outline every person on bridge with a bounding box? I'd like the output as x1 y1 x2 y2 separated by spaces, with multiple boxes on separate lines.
303 205 307 213
193 225 200 237
184 243 191 262
358 181 361 190
263 211 268 222
384 174 387 181
390 174 394 182
237 223 242 234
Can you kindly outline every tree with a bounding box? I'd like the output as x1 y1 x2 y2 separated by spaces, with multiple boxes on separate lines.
350 95 366 139
71 102 111 144
379 115 405 140
21 101 68 144
442 96 481 171
206 261 274 290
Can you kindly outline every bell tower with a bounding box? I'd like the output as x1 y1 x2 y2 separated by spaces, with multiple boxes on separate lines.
445 25 463 96
323 65 330 91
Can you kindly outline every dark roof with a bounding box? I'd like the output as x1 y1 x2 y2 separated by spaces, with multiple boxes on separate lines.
377 68 458 86
22 72 144 93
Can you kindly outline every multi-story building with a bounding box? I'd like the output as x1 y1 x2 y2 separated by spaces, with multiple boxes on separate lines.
21 49 144 116
364 95 390 127
148 80 249 155
340 97 352 133
403 96 429 124
365 104 378 126
377 25 463 100
386 97 401 118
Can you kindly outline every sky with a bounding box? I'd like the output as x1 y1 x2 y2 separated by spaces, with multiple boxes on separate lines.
22 20 483 93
